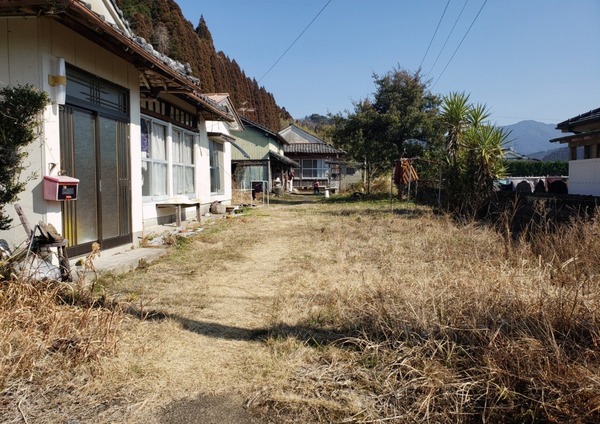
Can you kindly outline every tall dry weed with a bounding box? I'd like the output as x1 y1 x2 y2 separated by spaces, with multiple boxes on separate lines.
0 276 122 421
251 201 600 423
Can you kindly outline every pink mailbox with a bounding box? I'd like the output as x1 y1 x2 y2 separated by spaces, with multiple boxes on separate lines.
43 175 79 201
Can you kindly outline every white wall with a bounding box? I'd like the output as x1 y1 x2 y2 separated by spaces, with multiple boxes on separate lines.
569 158 600 196
203 120 233 208
197 122 211 209
0 17 45 246
0 16 140 249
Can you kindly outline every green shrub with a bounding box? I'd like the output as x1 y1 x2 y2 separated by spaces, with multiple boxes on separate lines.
0 84 49 229
504 160 568 177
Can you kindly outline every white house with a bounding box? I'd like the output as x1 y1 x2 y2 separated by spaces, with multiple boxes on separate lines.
550 107 600 197
279 124 360 192
204 93 246 205
0 0 234 257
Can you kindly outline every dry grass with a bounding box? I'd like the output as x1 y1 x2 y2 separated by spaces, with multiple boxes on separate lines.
248 199 600 423
1 196 599 423
0 276 122 422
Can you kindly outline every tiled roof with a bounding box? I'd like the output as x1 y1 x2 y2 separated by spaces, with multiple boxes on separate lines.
269 151 299 167
284 143 344 155
0 1 232 122
556 107 600 130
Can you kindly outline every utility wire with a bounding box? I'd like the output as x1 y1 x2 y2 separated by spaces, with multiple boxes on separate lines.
432 0 489 89
258 0 333 83
426 0 470 78
419 0 451 70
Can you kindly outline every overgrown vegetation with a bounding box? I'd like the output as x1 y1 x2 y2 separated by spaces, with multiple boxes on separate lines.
2 198 598 423
0 277 122 421
248 200 600 423
437 92 509 216
505 160 568 177
0 84 49 229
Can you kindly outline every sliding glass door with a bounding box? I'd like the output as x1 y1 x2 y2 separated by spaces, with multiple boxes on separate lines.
59 66 131 257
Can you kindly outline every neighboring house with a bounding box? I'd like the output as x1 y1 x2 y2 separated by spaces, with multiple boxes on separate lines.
230 117 298 196
502 148 540 162
279 124 360 192
0 0 234 256
551 107 600 196
205 93 245 204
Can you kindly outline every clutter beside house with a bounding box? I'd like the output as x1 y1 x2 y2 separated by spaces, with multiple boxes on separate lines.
0 1 238 261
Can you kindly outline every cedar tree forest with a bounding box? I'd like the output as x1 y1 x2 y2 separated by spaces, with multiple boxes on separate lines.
116 0 293 131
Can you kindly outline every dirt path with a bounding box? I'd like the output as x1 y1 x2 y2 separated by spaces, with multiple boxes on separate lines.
108 197 319 423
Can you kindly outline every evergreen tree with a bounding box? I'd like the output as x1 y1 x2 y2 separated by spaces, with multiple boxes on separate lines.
116 0 289 130
331 67 442 193
0 85 48 229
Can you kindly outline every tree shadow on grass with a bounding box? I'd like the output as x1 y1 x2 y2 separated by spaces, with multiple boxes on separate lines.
122 304 346 347
322 206 429 219
268 194 319 206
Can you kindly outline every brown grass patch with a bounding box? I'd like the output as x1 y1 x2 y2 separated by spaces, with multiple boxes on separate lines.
248 200 600 423
3 199 599 423
0 277 122 422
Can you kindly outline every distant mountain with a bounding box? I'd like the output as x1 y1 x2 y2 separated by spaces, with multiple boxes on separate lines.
529 146 570 161
298 116 570 161
501 120 566 155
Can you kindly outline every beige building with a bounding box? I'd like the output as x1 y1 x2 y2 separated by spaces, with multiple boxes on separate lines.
0 0 234 256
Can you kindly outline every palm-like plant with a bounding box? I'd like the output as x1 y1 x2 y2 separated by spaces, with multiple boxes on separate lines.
467 102 491 128
463 125 508 191
440 93 508 215
441 92 470 163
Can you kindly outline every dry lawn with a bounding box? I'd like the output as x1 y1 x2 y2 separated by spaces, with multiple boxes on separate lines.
1 194 599 423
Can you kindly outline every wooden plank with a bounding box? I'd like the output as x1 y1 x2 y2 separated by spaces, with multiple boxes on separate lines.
14 203 33 238
156 201 202 227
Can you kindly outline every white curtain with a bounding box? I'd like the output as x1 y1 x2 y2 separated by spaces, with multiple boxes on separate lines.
141 122 167 197
209 140 224 193
173 132 195 195
151 163 167 196
152 122 167 161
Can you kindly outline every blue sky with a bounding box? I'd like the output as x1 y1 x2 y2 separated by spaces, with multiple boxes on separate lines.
176 0 599 126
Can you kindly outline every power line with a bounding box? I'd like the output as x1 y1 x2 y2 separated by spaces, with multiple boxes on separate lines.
426 0 470 78
419 0 451 70
432 0 489 89
258 0 333 84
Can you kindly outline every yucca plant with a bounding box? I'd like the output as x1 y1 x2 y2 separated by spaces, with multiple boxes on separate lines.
460 124 508 214
440 92 508 215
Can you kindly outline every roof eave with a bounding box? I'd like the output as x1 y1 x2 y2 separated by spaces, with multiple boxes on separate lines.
550 128 600 144
0 1 233 122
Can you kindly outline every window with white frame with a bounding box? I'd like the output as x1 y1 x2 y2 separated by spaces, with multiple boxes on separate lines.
173 130 195 195
142 117 197 200
301 159 328 178
141 119 167 199
209 140 224 194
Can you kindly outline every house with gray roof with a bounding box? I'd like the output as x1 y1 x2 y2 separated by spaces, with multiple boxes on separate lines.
279 124 360 192
230 117 298 199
